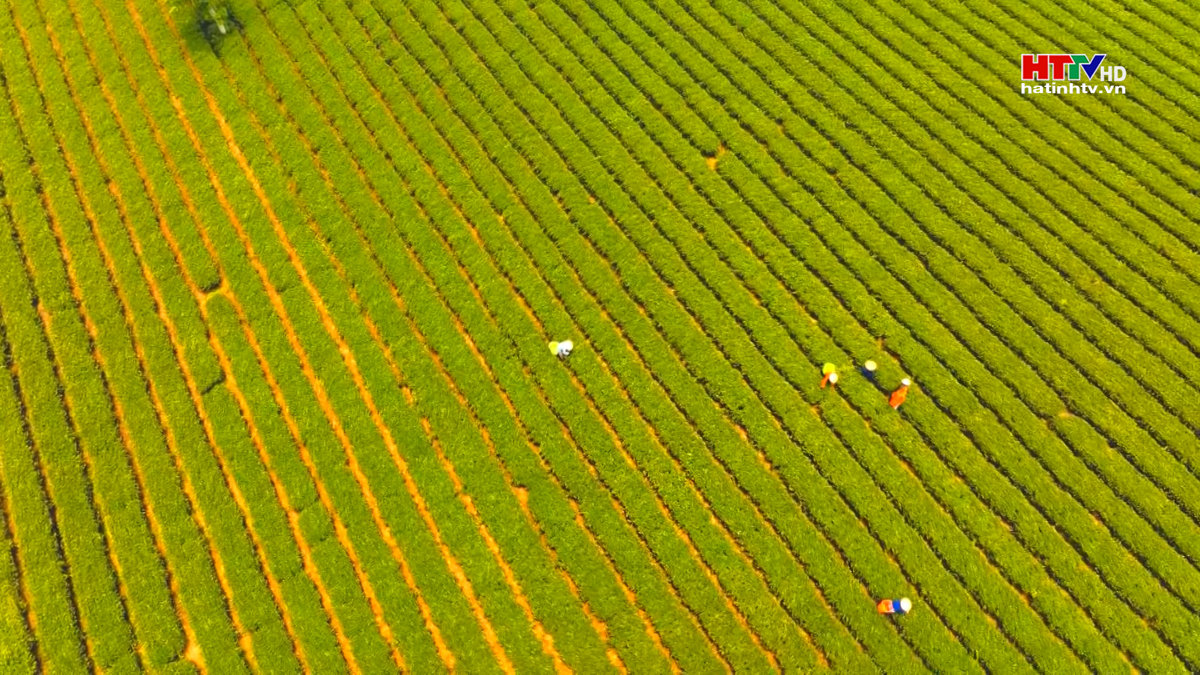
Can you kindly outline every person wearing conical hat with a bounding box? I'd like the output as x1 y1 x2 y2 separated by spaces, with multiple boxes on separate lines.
820 363 838 388
549 340 574 357
877 597 912 615
861 360 878 381
889 378 911 409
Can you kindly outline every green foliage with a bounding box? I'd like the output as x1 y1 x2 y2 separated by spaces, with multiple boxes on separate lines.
172 0 242 51
4 0 1200 671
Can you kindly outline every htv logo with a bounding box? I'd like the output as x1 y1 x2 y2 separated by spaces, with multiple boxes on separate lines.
1021 54 1125 82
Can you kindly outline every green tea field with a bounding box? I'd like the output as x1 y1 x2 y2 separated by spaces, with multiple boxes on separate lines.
1 0 1199 671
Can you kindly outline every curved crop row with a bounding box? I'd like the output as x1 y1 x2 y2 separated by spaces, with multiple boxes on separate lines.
3 0 1193 671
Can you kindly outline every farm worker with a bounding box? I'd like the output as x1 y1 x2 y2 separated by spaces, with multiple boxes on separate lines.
549 340 574 357
877 597 912 615
820 363 838 388
861 360 878 381
889 378 911 409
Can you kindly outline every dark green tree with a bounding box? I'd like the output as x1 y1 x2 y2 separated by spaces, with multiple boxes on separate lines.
172 0 242 52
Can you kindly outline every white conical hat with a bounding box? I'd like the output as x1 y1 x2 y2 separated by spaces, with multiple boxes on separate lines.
899 597 912 612
554 340 573 357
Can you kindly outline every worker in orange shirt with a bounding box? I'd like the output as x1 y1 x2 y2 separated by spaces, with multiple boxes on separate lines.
889 378 911 409
820 363 838 388
877 597 912 615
